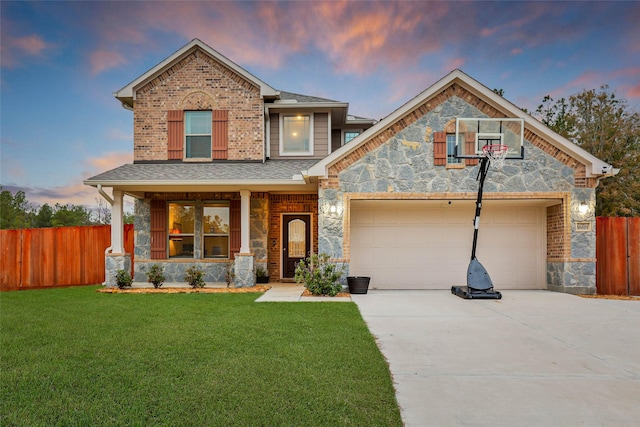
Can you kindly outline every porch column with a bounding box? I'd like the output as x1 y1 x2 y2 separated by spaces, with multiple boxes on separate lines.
104 189 130 287
111 190 124 254
240 189 251 253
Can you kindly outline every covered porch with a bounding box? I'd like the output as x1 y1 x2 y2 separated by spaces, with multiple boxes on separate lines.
84 160 319 287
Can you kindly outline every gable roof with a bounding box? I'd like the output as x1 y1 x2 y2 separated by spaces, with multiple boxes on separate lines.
114 39 279 108
278 91 340 103
308 69 614 179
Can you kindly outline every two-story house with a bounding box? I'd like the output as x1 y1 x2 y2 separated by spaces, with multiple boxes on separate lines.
86 39 614 294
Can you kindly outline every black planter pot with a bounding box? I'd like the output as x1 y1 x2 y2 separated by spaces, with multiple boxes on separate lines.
256 276 270 284
347 276 370 294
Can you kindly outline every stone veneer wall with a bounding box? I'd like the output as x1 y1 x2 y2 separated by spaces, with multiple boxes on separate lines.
318 95 596 294
250 194 269 272
547 187 596 294
132 194 270 287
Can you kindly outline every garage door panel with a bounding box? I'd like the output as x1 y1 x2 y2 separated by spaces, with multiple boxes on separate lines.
444 209 471 224
350 201 545 290
394 227 428 248
374 227 398 247
403 208 427 224
491 208 515 224
351 208 374 225
351 227 374 248
374 208 398 224
517 208 540 224
422 209 445 224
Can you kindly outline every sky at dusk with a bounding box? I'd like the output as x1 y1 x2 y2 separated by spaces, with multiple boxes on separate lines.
1 0 639 211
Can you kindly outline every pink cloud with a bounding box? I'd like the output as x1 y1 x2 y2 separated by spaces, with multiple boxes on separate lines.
83 1 453 76
511 48 523 55
14 35 47 55
90 49 127 75
627 83 640 99
1 33 50 68
445 57 466 71
85 151 132 177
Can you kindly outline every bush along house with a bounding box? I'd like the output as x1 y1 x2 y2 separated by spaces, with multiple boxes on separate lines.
85 39 615 293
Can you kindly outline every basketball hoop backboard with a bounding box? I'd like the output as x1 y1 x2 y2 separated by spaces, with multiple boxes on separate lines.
454 118 524 159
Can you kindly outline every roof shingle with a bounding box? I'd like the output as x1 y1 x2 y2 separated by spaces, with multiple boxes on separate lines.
85 159 319 184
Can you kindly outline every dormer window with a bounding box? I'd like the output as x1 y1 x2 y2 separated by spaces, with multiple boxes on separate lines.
280 114 313 156
185 111 212 159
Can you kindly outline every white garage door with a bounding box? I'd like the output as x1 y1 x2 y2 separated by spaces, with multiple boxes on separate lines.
349 200 546 290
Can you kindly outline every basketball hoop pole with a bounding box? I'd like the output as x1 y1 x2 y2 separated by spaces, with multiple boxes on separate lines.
470 157 490 261
451 155 502 299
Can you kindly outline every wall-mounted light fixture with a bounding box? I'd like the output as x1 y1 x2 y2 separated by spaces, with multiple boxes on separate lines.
323 200 343 217
578 202 589 216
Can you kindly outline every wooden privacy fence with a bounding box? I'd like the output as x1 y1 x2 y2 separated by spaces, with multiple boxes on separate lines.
596 217 640 296
0 224 134 291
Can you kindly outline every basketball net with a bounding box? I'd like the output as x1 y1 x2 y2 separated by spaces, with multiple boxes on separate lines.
482 144 509 170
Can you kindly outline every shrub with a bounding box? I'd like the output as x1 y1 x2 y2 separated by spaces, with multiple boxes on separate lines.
145 264 165 289
256 267 268 278
184 266 206 288
115 269 132 289
294 253 345 296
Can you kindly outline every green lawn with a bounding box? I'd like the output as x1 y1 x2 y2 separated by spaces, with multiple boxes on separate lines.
1 286 402 426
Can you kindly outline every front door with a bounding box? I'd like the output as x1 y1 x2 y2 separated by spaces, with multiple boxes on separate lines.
283 214 311 278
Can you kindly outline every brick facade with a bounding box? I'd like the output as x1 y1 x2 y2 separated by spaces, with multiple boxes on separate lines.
268 194 319 281
133 49 264 161
546 203 569 260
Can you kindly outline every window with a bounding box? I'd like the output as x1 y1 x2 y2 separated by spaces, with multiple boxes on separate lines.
281 114 313 155
344 131 361 144
185 111 211 159
167 202 232 259
203 203 230 258
446 134 462 164
168 203 195 258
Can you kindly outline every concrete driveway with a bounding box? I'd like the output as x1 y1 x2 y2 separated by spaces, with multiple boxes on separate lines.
352 290 640 427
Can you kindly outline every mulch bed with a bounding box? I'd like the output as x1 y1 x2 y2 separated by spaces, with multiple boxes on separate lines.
301 289 351 298
578 294 639 300
98 286 271 294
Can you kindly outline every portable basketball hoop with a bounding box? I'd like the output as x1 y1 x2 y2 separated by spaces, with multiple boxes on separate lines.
451 118 525 300
482 144 509 170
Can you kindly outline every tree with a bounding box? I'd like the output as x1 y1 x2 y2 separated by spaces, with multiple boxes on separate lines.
0 187 35 229
123 211 135 225
35 204 54 228
93 197 111 225
50 203 94 227
536 86 640 216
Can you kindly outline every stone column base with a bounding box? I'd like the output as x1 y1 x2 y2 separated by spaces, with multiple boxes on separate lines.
105 253 132 287
547 261 596 295
234 254 255 288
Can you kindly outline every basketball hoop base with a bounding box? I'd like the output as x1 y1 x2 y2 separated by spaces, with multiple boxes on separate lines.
451 259 502 299
451 285 502 300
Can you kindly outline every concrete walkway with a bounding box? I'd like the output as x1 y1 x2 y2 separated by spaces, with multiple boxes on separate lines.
352 290 640 427
255 283 352 302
